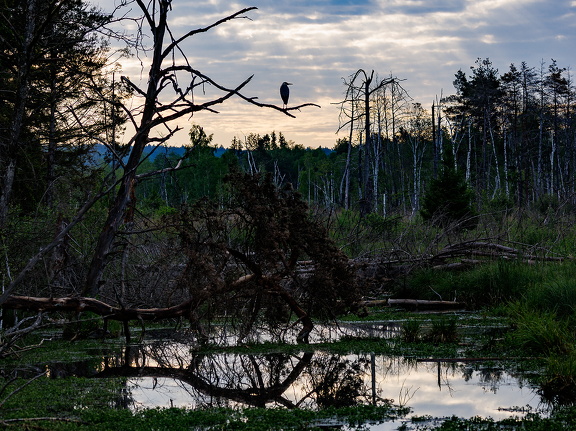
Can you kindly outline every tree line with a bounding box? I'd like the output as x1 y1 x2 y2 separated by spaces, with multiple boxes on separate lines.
141 56 575 221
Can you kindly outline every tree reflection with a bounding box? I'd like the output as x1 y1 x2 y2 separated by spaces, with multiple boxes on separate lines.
37 343 545 417
304 354 372 408
94 344 314 408
86 343 393 411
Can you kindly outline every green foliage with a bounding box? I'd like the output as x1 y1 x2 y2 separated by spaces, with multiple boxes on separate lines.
402 260 537 308
485 192 514 216
0 376 125 421
506 303 572 356
536 194 560 215
427 317 459 343
422 411 576 430
420 150 477 228
401 319 422 343
541 352 576 405
523 280 576 320
0 0 116 216
41 404 408 430
189 124 214 148
0 371 407 430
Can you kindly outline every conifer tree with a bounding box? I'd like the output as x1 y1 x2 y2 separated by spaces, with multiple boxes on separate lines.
420 149 476 227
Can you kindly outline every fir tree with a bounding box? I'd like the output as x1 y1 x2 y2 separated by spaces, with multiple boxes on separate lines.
420 149 477 228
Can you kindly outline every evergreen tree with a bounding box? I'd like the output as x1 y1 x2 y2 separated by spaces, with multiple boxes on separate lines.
420 149 477 228
0 0 114 217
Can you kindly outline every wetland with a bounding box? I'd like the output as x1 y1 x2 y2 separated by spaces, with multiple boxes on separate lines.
1 310 573 430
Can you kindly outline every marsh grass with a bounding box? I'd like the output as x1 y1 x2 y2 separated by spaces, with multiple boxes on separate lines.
426 318 459 344
401 320 422 343
523 280 576 320
400 260 539 308
504 269 576 405
1 400 410 430
540 352 576 405
0 376 125 420
506 303 572 356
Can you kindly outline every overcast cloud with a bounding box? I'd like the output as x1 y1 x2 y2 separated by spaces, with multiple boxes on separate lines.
98 0 575 148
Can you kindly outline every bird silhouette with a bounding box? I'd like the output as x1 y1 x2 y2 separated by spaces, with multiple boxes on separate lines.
280 82 292 109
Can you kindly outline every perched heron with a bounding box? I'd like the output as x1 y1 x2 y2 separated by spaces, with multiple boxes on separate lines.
280 82 292 109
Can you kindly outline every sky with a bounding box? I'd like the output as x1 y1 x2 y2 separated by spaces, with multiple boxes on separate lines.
97 0 576 149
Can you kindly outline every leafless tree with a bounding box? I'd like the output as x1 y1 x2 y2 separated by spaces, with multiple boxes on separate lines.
0 2 319 309
336 70 404 215
81 2 319 296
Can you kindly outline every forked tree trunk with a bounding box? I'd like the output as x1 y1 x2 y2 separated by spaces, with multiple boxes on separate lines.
83 1 170 296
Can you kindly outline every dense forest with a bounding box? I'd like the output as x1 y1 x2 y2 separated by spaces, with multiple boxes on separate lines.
1 0 575 344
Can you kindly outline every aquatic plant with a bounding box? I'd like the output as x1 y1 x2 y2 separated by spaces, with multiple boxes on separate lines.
401 319 422 343
427 317 459 344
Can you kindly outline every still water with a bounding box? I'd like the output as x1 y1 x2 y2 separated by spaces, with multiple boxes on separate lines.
38 319 547 429
91 340 546 429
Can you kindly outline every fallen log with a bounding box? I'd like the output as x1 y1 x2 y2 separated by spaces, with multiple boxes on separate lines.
358 298 465 310
388 298 464 310
2 295 195 321
357 299 389 307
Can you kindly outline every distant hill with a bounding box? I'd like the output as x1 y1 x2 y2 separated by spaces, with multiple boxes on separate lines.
91 144 221 161
91 144 332 162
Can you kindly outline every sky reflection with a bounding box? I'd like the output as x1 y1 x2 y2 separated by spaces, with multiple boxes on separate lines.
123 350 546 424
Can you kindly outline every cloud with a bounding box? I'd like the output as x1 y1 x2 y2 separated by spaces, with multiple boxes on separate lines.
96 0 575 148
376 0 467 14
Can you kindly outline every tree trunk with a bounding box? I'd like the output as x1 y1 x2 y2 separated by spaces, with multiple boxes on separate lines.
3 295 196 321
84 1 170 296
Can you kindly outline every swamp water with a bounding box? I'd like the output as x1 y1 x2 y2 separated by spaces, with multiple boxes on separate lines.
36 320 550 429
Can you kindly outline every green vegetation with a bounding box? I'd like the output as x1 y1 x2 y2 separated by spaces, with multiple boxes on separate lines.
413 408 576 430
420 148 477 228
0 404 410 430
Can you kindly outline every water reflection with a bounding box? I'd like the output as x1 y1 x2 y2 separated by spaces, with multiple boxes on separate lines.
182 320 403 346
41 341 550 422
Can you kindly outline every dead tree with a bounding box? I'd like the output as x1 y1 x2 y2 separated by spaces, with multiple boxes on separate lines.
335 70 399 215
83 2 319 296
3 173 360 345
